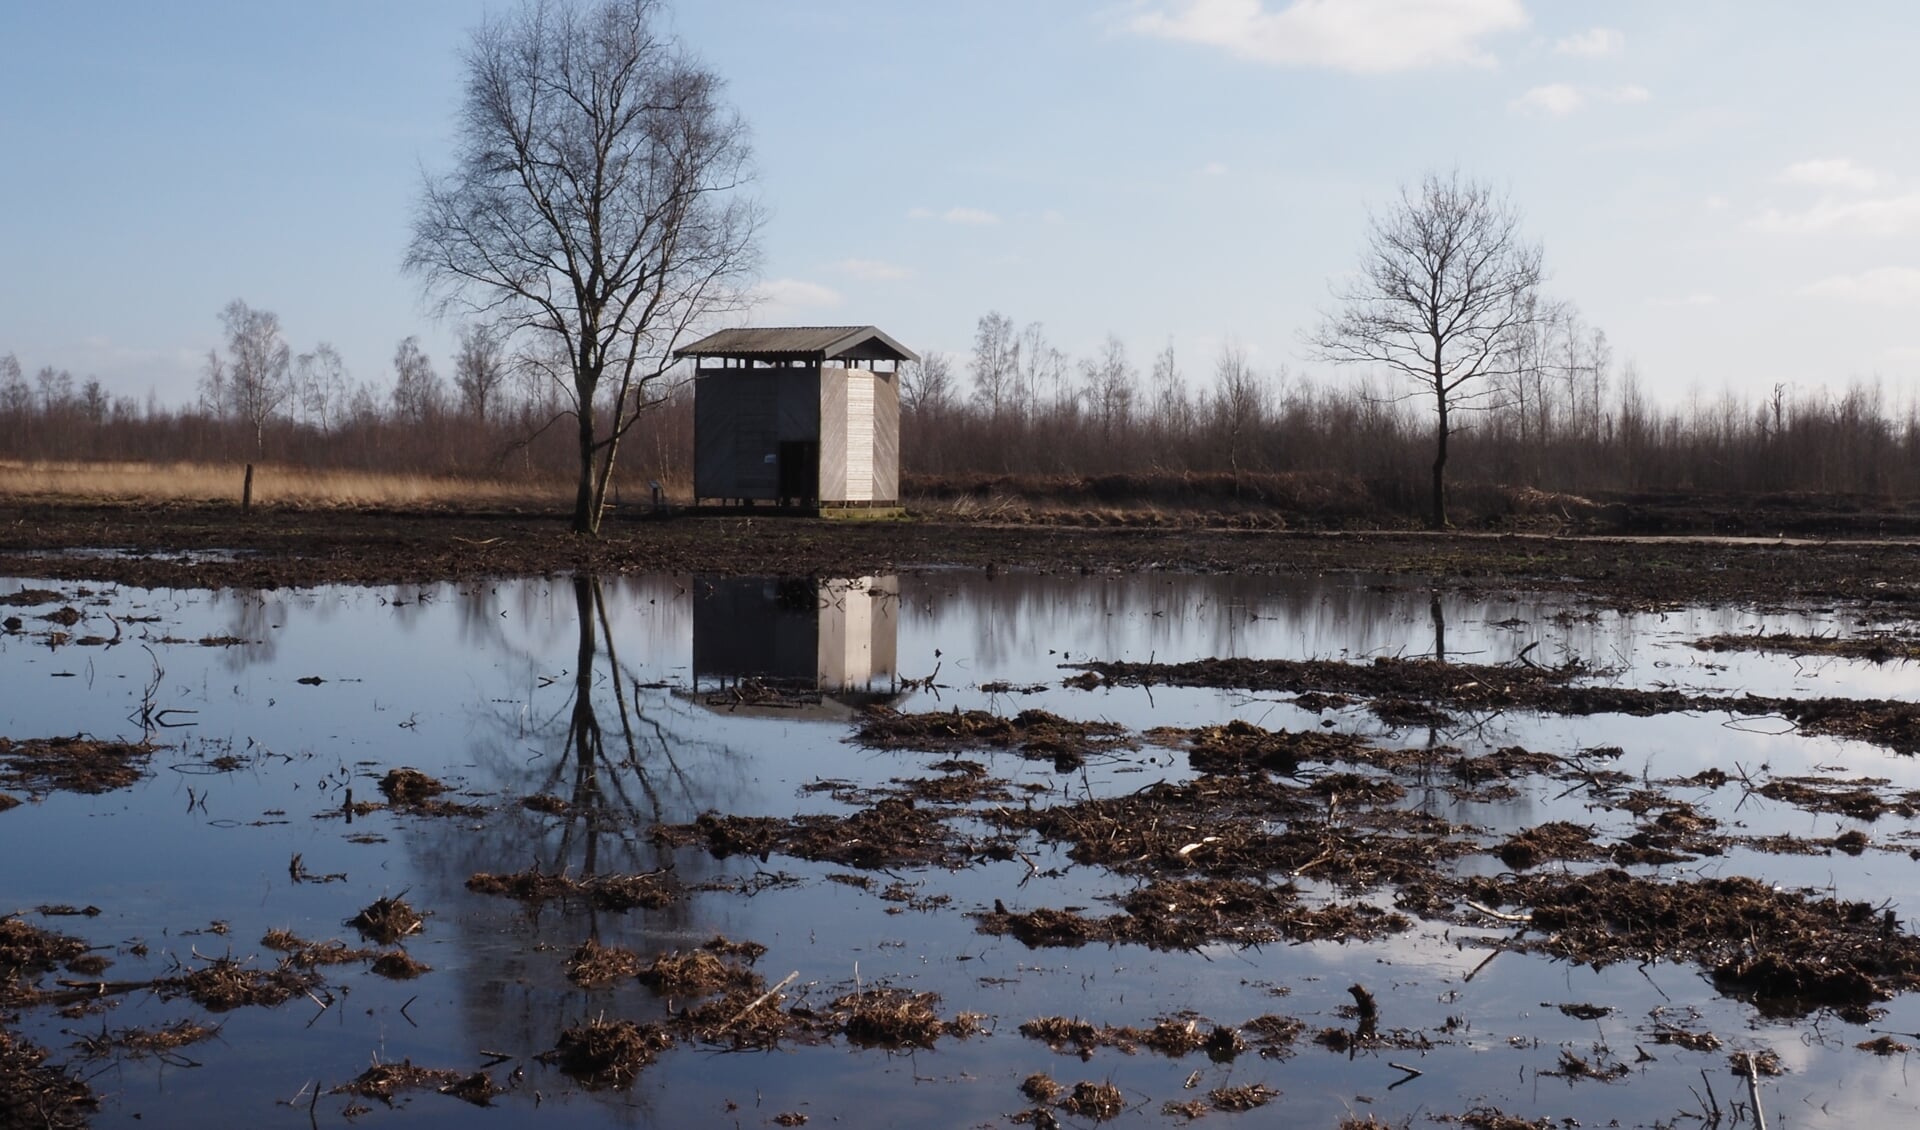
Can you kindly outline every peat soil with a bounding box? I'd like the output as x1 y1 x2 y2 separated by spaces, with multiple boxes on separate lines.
4 500 1920 607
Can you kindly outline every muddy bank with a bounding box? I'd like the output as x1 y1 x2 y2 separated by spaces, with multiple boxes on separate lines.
4 502 1920 610
1072 656 1920 753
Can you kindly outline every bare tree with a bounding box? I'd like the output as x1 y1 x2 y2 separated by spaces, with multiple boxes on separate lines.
408 0 760 535
453 323 508 422
899 350 955 418
1313 171 1544 528
0 355 27 416
294 342 349 434
1082 334 1135 445
391 336 444 424
211 299 293 454
970 311 1018 422
1210 343 1265 486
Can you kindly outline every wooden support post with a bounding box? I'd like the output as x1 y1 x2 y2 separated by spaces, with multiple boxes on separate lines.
242 463 254 515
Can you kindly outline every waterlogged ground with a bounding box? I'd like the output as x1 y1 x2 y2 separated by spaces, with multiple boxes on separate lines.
4 568 1920 1127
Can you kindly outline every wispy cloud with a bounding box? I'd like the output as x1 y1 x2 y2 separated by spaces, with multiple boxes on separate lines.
1199 160 1230 177
749 278 844 317
1779 158 1885 192
831 258 913 281
1553 27 1623 57
1125 0 1526 74
1802 267 1920 307
908 206 1000 226
1757 194 1920 236
1510 82 1648 117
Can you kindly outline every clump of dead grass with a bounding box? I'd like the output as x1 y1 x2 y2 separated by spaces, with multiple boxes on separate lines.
638 949 759 997
567 938 642 986
830 987 948 1050
0 736 157 797
1060 1080 1126 1120
0 1029 96 1128
466 866 677 911
158 954 320 1012
378 768 446 806
334 1059 499 1106
347 896 424 945
543 1017 674 1088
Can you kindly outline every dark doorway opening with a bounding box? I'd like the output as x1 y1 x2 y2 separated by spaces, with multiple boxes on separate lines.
778 441 819 505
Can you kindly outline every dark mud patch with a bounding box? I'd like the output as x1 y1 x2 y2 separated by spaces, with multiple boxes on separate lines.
977 878 1409 950
997 774 1477 888
1497 822 1601 870
0 736 157 797
1146 720 1369 774
0 1030 95 1129
1694 632 1920 662
466 866 677 911
1756 776 1917 821
657 797 1013 871
0 588 63 607
856 707 1134 768
1466 869 1920 1015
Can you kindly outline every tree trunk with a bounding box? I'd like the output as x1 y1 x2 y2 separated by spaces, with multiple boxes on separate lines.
572 392 598 535
1430 394 1449 529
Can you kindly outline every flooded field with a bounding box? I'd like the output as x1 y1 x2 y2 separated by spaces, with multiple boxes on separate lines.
5 567 1920 1128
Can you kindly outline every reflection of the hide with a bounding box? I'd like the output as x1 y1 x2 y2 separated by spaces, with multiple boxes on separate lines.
688 576 900 718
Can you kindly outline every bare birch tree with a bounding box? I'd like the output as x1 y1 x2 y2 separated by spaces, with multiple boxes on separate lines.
453 323 508 422
210 299 293 455
1312 171 1544 528
407 0 760 535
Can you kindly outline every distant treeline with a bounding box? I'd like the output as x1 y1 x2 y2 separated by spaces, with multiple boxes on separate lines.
6 306 1920 507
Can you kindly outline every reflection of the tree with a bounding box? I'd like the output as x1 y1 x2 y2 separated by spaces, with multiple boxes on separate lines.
393 574 751 1117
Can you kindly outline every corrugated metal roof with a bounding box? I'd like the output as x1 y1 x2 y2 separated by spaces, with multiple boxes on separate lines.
675 325 919 363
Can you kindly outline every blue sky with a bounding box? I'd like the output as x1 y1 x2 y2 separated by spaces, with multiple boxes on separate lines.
5 0 1920 410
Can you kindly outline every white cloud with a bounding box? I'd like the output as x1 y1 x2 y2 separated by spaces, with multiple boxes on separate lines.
1553 27 1623 57
1802 267 1920 307
1779 158 1885 192
1511 83 1583 116
831 258 912 281
1756 194 1920 236
1200 160 1230 177
749 278 844 318
1662 292 1720 307
1511 82 1650 117
1126 0 1527 74
1704 195 1729 212
910 205 1000 226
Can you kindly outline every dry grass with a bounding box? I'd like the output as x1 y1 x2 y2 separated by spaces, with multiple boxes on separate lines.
0 459 580 508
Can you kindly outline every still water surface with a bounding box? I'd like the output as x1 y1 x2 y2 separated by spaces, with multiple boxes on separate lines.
3 570 1919 1127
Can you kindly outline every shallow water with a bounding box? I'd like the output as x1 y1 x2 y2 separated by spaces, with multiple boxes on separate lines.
3 570 1919 1128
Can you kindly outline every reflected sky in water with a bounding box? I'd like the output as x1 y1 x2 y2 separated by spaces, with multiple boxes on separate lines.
2 569 1919 1128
